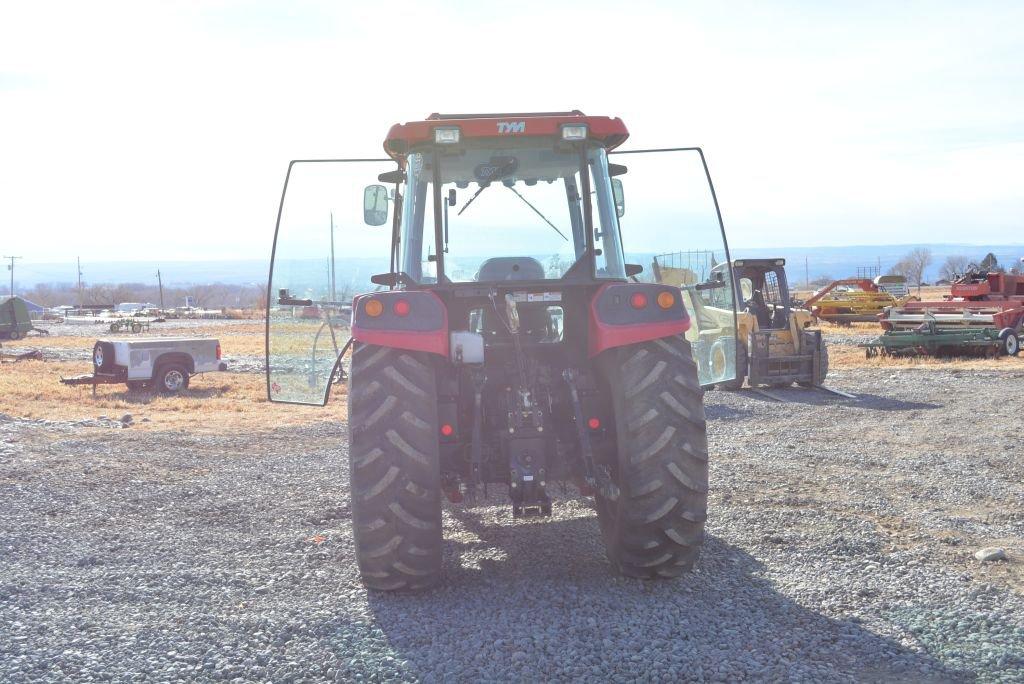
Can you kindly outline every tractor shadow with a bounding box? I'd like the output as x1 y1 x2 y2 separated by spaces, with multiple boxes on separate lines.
364 503 966 682
736 387 942 412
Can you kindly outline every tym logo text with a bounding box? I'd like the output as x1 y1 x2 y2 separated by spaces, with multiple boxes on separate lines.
497 121 526 134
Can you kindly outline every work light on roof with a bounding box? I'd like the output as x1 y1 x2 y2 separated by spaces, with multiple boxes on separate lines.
561 124 588 141
434 127 461 144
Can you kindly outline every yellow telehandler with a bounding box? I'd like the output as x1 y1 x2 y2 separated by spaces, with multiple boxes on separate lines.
653 257 827 389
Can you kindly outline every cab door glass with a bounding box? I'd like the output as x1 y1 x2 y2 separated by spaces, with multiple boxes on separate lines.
267 159 398 405
610 148 738 386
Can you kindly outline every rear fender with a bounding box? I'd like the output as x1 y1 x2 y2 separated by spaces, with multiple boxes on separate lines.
588 283 690 357
352 291 449 357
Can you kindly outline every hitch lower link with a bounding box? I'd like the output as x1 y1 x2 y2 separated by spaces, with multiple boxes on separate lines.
563 369 619 502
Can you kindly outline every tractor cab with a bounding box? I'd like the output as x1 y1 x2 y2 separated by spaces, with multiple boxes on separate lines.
267 111 739 405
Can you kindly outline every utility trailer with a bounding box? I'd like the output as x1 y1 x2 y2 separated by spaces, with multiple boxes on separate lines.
60 337 227 393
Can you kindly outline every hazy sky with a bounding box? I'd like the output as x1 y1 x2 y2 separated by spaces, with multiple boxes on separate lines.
2 0 1022 263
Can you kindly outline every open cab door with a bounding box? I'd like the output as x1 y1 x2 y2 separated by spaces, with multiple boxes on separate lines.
610 148 739 386
267 159 398 405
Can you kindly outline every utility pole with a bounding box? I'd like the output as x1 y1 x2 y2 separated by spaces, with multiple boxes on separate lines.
4 256 21 297
329 212 337 302
77 257 84 308
156 269 165 310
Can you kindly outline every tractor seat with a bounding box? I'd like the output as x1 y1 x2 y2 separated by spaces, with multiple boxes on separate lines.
476 257 545 281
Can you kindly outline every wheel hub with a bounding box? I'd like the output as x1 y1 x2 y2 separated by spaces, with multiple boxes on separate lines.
163 370 184 391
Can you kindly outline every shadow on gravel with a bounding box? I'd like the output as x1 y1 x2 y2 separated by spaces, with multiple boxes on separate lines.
738 388 941 412
364 508 967 682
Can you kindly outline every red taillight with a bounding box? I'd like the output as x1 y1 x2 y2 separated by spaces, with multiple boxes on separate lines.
630 292 648 309
216 343 222 360
440 423 454 437
393 299 411 317
587 417 601 430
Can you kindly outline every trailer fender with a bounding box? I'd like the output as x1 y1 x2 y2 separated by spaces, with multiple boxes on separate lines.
153 352 196 376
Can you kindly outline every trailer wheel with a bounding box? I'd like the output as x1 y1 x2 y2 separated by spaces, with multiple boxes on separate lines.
9 330 21 341
716 339 746 390
596 336 708 579
93 342 116 372
155 363 190 394
1000 329 1020 356
349 343 442 591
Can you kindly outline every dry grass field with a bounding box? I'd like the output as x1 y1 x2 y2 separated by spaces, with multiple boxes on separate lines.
2 312 1020 432
0 321 341 432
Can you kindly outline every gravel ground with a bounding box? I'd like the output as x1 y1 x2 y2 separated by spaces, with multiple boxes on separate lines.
1 366 1022 682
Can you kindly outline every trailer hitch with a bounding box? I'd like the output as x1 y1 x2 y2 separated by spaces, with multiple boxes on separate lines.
465 369 487 504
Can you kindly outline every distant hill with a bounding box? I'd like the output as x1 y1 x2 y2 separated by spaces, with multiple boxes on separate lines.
13 244 1023 288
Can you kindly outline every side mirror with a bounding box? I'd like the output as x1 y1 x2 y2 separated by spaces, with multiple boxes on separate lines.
363 184 390 226
611 178 625 218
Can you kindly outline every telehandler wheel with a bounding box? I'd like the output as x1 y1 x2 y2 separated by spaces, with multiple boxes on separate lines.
717 341 746 391
596 336 708 579
798 344 830 387
348 343 442 591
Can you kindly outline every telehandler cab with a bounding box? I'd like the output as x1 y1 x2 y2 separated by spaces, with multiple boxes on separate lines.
266 111 739 589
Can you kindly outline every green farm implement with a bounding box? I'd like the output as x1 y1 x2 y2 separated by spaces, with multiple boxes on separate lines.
860 321 1020 358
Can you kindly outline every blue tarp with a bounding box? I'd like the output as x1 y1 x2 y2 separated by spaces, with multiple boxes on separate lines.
1 296 45 313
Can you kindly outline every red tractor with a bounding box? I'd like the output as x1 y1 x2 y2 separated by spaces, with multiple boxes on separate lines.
266 112 739 590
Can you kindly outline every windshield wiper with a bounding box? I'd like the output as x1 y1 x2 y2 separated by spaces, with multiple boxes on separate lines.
505 185 568 242
457 184 488 216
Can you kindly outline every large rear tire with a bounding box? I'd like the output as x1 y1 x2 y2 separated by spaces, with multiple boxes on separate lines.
349 343 443 591
596 336 709 578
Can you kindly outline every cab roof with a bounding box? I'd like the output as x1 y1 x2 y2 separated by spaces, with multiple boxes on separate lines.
383 111 629 159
